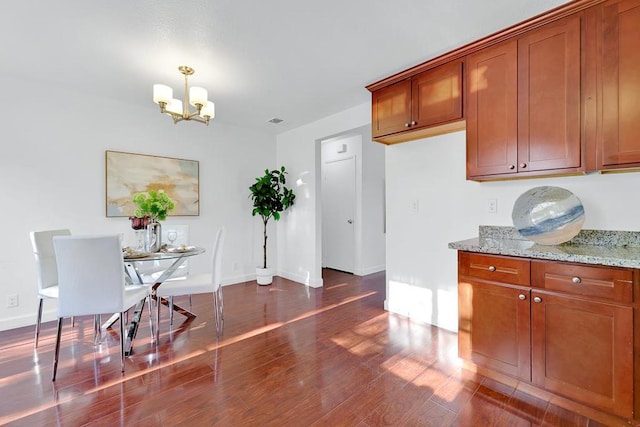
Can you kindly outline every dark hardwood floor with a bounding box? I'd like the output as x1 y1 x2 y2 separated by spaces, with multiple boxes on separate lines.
0 270 625 426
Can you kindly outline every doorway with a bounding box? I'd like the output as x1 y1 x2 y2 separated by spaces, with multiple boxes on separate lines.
319 126 386 280
322 156 356 273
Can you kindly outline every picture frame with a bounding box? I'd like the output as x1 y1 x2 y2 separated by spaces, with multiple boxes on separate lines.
105 150 199 217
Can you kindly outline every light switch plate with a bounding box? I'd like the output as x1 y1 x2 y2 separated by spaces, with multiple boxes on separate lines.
488 199 497 214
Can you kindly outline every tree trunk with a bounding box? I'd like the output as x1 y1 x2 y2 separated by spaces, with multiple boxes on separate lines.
262 216 268 268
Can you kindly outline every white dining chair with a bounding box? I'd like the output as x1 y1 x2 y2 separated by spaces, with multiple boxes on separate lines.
51 235 149 381
30 229 71 349
155 227 225 336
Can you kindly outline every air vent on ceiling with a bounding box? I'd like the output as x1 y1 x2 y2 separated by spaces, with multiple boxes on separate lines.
267 117 284 124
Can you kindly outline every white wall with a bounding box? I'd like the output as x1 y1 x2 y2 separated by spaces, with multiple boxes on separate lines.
0 75 276 331
276 103 371 287
360 125 386 275
386 130 640 332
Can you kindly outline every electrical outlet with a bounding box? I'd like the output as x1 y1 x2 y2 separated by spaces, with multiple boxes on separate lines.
7 294 18 308
488 199 497 214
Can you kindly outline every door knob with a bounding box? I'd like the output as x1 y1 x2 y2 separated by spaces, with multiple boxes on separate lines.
533 296 542 303
518 294 526 300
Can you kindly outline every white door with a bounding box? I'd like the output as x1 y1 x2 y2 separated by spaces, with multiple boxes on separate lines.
322 157 356 273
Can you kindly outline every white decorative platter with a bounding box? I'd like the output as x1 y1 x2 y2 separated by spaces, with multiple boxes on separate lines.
512 186 585 245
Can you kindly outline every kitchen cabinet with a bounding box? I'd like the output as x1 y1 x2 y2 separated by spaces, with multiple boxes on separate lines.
465 40 518 177
466 14 583 180
458 252 635 420
367 0 640 178
458 253 531 381
597 0 640 170
371 60 464 144
530 260 634 418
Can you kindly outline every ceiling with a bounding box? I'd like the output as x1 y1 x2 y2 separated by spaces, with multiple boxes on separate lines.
2 0 569 134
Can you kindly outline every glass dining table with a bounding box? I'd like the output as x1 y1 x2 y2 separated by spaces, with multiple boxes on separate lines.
103 247 206 355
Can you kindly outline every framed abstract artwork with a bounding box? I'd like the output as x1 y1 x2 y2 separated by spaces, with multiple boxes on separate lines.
105 150 199 217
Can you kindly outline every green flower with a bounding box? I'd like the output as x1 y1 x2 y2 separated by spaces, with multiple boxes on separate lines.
132 190 175 221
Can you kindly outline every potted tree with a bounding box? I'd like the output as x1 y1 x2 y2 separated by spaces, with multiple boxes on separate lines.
249 166 295 285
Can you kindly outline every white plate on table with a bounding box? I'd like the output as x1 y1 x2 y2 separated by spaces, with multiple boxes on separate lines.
123 251 152 259
165 245 196 253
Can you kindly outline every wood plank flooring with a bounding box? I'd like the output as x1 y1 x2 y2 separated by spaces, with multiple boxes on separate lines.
0 269 626 426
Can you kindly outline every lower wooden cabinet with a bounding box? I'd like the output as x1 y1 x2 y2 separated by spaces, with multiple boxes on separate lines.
531 290 633 418
458 280 531 381
458 252 636 420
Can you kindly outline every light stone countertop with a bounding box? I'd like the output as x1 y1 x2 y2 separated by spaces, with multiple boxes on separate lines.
448 226 640 269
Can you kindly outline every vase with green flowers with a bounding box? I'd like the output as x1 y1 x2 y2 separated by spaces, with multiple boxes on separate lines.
130 190 175 252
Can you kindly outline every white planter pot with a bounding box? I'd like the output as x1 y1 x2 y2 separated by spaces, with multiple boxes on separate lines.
256 267 273 285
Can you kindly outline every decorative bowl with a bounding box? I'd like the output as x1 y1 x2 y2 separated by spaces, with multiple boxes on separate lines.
511 186 585 245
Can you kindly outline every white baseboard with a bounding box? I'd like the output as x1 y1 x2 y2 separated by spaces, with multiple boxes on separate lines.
0 310 56 332
277 269 323 288
353 264 386 276
221 273 255 286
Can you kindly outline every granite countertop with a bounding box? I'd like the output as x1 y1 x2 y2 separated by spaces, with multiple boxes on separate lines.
448 226 640 269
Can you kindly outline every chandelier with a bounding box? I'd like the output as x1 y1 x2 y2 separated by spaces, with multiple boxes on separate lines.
152 66 215 125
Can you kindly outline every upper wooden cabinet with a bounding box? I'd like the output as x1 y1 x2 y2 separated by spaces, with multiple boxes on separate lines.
368 0 640 177
467 15 583 180
371 61 464 144
597 0 640 169
466 40 518 177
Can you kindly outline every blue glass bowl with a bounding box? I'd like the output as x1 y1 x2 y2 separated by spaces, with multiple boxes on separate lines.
512 186 585 245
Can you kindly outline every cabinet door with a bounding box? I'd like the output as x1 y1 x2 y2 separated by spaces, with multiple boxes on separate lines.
466 40 518 178
412 61 463 129
531 291 633 418
371 79 412 139
517 15 582 173
458 280 531 381
599 0 640 168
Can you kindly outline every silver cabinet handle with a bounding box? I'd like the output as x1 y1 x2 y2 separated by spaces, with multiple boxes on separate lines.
405 123 411 127
488 265 496 272
410 121 417 126
520 163 527 168
533 296 542 303
508 164 515 170
572 276 581 284
518 294 526 300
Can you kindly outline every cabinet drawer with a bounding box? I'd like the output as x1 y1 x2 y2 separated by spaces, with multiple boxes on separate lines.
532 261 633 304
459 252 530 286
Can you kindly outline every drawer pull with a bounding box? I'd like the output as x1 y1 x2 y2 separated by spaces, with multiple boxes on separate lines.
488 265 496 272
533 296 542 303
572 276 581 284
518 294 526 300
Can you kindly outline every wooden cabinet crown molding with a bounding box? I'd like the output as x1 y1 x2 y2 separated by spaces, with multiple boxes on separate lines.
366 0 606 93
